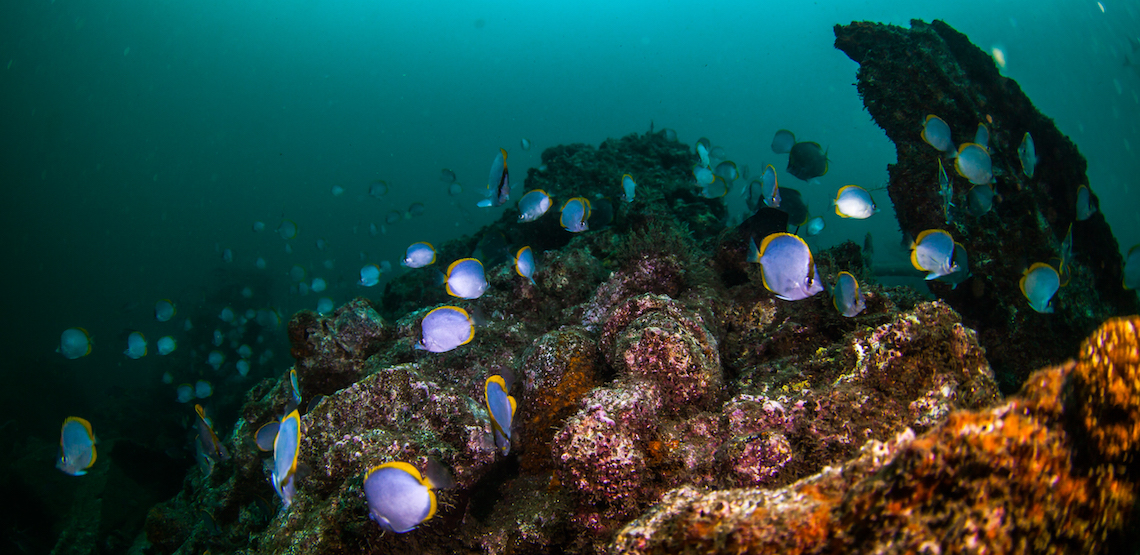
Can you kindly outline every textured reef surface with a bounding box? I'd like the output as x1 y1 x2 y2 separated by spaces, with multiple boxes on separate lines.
134 19 1140 555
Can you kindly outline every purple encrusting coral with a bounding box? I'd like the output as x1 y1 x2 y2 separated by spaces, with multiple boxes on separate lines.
138 20 1140 555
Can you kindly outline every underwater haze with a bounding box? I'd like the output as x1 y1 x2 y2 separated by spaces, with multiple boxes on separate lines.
1 0 1139 550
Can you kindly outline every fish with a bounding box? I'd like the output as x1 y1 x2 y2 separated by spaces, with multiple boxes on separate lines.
439 169 457 184
402 242 437 268
974 123 990 148
290 368 303 406
445 258 488 299
58 328 92 359
955 143 993 185
910 229 959 280
771 129 796 154
833 185 878 219
696 141 711 168
663 128 678 142
207 350 225 371
219 306 235 323
588 197 614 229
560 197 591 232
176 384 194 404
1018 133 1037 178
154 299 177 322
921 115 954 154
966 184 995 217
255 421 280 452
310 277 327 293
832 271 866 317
776 187 810 227
482 148 510 208
256 257 266 270
448 182 463 196
157 336 176 355
317 297 334 314
935 242 972 289
701 176 729 199
515 246 537 285
1076 185 1098 221
237 359 250 376
804 216 825 236
714 161 739 184
416 306 475 353
195 380 213 399
484 375 517 455
518 190 553 222
331 185 344 197
57 417 96 476
272 409 301 507
195 404 231 462
386 210 402 224
221 248 233 263
692 165 715 186
363 461 446 533
315 238 328 251
369 180 389 198
277 220 298 240
472 231 511 266
1020 263 1061 313
408 203 426 217
520 138 531 151
760 165 780 208
787 141 828 181
621 174 636 202
252 221 266 232
748 233 824 301
124 331 147 359
1123 244 1140 290
359 264 381 287
937 158 954 223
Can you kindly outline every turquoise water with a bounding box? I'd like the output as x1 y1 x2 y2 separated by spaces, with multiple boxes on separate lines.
2 0 1139 549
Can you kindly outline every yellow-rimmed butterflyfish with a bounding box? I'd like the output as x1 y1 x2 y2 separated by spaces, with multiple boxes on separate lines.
696 140 711 168
621 174 636 202
369 180 389 198
714 161 739 184
921 115 954 154
560 197 591 233
1020 263 1060 314
955 143 992 185
157 336 176 355
402 242 436 268
515 246 536 285
195 404 230 462
748 233 824 301
832 271 866 317
417 306 475 353
444 258 488 299
974 122 990 148
1076 185 1098 221
966 184 995 217
479 148 510 208
518 190 552 222
255 420 280 452
359 264 381 287
124 331 147 359
155 299 176 322
776 187 810 227
363 461 450 533
484 375 517 455
277 219 298 240
57 417 96 476
1018 132 1037 178
58 327 92 359
1123 244 1140 290
701 175 729 199
935 242 972 290
787 141 828 182
771 129 796 154
910 229 959 280
760 164 780 208
833 185 878 219
272 409 301 507
804 216 825 236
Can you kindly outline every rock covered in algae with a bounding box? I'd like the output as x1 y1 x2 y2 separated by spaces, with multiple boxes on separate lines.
612 316 1140 554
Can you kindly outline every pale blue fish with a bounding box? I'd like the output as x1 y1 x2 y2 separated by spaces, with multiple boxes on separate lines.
1123 244 1140 290
252 221 266 232
155 299 176 322
692 165 715 186
833 185 878 219
290 368 302 406
207 350 225 371
277 219 298 240
560 197 591 233
701 176 729 199
402 242 437 268
515 246 537 285
748 233 824 301
910 229 959 280
482 148 510 208
311 277 327 293
195 380 213 398
317 297 334 314
272 409 301 507
1018 132 1037 178
935 242 972 289
439 169 457 184
219 306 235 323
955 143 992 185
57 417 96 476
518 190 552 222
663 128 677 141
696 141 711 168
386 210 402 224
804 216 825 236
176 384 194 403
369 180 389 198
58 327 92 359
484 375 517 455
520 137 533 151
1076 185 1098 221
714 161 739 184
771 129 796 154
236 359 250 376
125 331 147 359
1020 263 1060 313
921 115 954 154
237 343 252 359
157 336 176 355
316 238 328 251
937 158 954 224
448 182 463 196
760 164 780 208
408 202 426 217
832 271 866 317
966 184 995 217
974 123 989 148
211 330 223 346
195 404 230 462
363 462 442 533
360 264 381 287
255 421 280 452
416 306 475 353
621 174 636 202
445 258 488 299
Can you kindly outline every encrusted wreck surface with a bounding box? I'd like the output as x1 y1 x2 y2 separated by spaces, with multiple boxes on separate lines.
833 19 1140 392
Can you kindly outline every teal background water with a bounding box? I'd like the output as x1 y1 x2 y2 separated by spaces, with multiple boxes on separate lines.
1 0 1138 546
